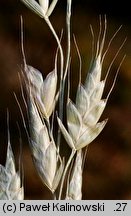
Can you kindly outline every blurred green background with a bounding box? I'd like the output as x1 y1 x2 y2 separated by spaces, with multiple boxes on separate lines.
0 0 131 199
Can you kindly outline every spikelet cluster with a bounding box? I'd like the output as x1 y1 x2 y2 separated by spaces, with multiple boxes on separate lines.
0 140 23 200
25 65 64 193
57 31 108 151
19 0 124 200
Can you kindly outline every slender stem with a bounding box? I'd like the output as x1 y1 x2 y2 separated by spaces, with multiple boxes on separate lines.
44 17 64 149
52 191 56 200
61 0 72 110
58 1 73 200
57 0 72 153
58 149 76 200
44 17 64 80
64 0 72 82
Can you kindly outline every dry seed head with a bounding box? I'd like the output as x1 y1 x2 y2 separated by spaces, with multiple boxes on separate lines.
29 98 63 192
26 65 57 119
57 99 107 151
32 141 57 190
29 99 50 152
57 18 117 151
0 141 24 200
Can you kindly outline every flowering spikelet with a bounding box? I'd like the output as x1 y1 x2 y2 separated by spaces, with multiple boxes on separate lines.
66 150 82 200
30 101 55 190
26 65 57 119
24 64 63 192
57 21 109 151
57 97 107 151
29 97 64 192
0 137 24 200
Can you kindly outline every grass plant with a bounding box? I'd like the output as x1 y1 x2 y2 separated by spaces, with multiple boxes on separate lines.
0 0 125 200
